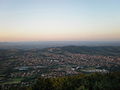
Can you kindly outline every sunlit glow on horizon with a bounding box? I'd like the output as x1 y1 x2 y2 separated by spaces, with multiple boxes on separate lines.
0 0 120 42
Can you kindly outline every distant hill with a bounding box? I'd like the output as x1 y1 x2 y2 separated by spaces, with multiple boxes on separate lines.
60 46 120 56
0 41 120 49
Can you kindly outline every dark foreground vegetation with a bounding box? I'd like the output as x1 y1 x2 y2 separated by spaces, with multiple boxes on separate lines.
2 72 120 90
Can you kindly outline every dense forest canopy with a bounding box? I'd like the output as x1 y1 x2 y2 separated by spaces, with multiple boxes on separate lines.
3 72 120 90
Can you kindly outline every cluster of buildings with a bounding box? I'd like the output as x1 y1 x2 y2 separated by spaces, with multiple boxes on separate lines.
0 48 120 87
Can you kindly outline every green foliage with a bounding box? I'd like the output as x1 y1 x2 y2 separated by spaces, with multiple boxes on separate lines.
4 72 120 90
32 72 120 90
32 77 54 90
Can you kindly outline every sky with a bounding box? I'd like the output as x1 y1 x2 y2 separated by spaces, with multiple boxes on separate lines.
0 0 120 42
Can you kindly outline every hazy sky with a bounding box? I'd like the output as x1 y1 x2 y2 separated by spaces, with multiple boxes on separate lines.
0 0 120 42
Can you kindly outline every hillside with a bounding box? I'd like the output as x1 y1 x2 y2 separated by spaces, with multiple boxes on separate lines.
3 72 120 90
60 46 120 56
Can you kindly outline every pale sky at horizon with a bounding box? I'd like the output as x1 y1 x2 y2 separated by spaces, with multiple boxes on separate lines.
0 0 120 42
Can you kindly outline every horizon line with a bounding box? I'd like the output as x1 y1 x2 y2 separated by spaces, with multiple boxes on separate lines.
0 40 120 43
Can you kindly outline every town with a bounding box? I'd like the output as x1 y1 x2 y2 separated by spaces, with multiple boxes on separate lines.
0 46 120 89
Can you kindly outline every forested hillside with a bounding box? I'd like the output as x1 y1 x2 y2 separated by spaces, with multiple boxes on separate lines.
4 72 120 90
60 46 120 56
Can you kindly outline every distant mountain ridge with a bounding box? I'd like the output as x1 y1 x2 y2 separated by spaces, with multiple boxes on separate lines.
0 41 120 49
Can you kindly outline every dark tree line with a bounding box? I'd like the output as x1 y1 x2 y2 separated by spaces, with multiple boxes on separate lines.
4 72 120 90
